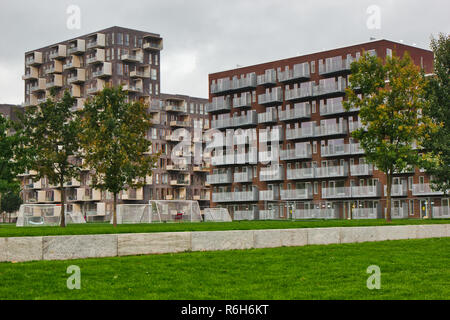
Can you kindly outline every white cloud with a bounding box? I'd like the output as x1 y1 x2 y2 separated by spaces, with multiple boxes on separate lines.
0 62 23 105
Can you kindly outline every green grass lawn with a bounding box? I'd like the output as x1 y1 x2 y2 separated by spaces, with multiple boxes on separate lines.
0 238 448 300
0 219 449 238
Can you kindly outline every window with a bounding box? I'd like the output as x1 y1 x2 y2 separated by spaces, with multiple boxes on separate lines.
151 69 157 80
125 34 129 46
117 63 123 76
314 182 318 195
408 176 413 191
155 84 159 95
312 101 316 113
386 48 392 58
313 141 317 154
409 200 414 216
117 33 123 45
155 55 159 66
311 61 315 73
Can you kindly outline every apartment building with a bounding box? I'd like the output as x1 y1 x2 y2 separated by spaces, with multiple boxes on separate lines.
19 27 210 221
207 39 448 220
23 26 163 108
0 104 24 122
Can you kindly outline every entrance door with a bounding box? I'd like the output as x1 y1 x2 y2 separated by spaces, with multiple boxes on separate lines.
420 199 428 218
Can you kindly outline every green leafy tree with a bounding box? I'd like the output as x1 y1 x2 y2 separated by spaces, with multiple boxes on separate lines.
422 33 450 193
79 86 157 227
17 90 82 227
0 113 25 221
1 189 22 223
344 52 437 222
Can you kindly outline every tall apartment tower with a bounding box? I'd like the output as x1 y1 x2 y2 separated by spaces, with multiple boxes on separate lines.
20 27 210 221
207 39 447 220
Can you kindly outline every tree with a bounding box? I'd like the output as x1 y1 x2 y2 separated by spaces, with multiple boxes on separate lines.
344 52 437 222
17 90 82 227
79 86 157 227
0 113 24 222
1 189 22 223
422 33 450 193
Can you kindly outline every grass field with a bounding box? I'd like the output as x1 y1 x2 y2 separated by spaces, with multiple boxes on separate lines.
0 237 448 299
0 219 449 238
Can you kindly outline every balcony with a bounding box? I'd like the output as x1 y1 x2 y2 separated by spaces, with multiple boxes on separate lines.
286 125 314 140
258 109 278 124
212 189 259 202
22 67 39 81
322 187 352 199
71 98 86 112
349 120 367 133
130 70 150 79
206 171 232 185
67 40 86 55
280 144 312 161
211 117 233 129
234 171 253 183
279 103 311 121
412 184 445 196
170 120 191 128
389 206 409 219
30 79 46 93
319 56 352 76
92 62 112 78
259 127 284 143
287 167 315 180
193 165 210 172
123 83 143 93
259 208 281 220
350 164 373 176
320 98 359 116
258 87 283 106
235 150 258 165
432 206 450 219
121 53 143 63
315 164 348 179
49 45 67 60
285 82 314 101
63 178 81 188
259 189 279 201
232 94 252 109
260 165 284 181
86 49 105 64
211 152 235 166
143 35 163 51
46 75 63 89
86 33 106 49
384 183 408 197
314 119 348 137
280 188 313 200
232 111 257 127
352 207 381 219
210 73 256 94
206 98 231 113
77 188 101 201
25 52 43 67
67 69 86 84
63 56 81 70
321 143 364 157
351 184 381 198
45 61 63 74
293 208 338 220
166 164 188 172
278 62 310 83
257 69 277 86
165 103 187 113
121 188 144 201
313 77 347 98
170 178 190 186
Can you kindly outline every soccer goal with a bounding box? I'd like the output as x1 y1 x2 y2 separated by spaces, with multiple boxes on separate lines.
16 204 86 227
113 200 202 224
203 208 232 222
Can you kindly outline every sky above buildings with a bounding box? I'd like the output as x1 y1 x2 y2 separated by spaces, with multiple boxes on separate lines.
0 0 448 104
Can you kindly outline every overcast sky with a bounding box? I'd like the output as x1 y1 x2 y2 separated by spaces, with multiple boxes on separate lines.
0 0 448 104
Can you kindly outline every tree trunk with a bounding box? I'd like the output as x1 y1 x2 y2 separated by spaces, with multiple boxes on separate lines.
385 173 392 223
113 193 117 227
60 182 66 228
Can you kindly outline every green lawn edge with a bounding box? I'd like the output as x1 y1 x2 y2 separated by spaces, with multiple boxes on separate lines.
0 218 449 238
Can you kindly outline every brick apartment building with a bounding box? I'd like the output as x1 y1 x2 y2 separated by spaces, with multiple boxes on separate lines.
19 27 210 221
207 39 449 220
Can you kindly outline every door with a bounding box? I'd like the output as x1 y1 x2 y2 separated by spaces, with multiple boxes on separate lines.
420 200 428 218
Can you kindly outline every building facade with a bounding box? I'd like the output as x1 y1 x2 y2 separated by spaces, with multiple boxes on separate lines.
207 39 449 220
19 27 210 221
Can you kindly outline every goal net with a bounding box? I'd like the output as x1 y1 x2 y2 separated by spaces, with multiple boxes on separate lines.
113 204 154 224
150 200 202 222
16 204 86 227
113 201 202 224
203 208 232 222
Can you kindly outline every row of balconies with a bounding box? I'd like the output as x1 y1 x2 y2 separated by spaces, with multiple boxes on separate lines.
212 189 259 202
287 164 349 180
277 62 311 83
285 119 347 140
278 103 311 121
211 151 258 166
318 56 353 76
319 98 359 116
321 142 365 157
293 208 338 219
322 183 382 199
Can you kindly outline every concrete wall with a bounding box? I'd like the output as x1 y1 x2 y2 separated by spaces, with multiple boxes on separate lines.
1 224 448 263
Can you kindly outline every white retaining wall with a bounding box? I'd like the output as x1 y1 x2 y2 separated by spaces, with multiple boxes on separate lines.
0 224 449 263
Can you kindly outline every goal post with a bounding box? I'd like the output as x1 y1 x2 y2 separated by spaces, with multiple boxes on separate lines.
203 208 232 222
16 204 86 227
